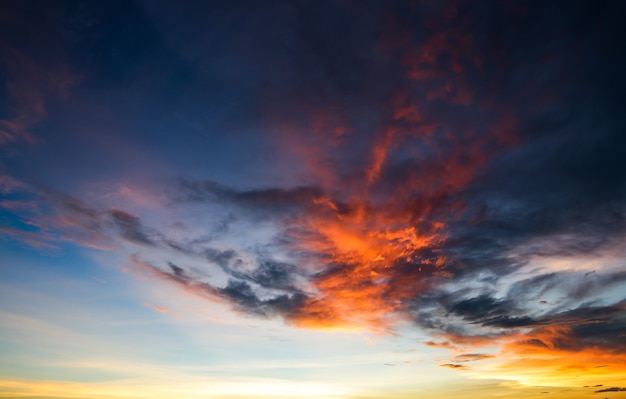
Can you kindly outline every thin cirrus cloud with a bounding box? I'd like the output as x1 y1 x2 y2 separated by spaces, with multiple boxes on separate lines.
1 1 626 397
0 1 79 146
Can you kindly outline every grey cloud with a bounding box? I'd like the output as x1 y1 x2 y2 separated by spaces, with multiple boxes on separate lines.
449 295 625 331
108 209 155 246
448 295 516 323
167 262 187 279
134 256 310 321
246 260 299 291
204 246 301 293
174 178 323 216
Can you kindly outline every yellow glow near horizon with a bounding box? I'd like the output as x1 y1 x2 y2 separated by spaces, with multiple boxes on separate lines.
0 378 352 399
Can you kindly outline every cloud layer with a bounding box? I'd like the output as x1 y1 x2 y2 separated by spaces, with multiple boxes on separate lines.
1 0 626 389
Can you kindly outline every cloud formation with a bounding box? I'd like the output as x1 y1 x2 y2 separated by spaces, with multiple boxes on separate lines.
0 2 79 146
1 1 626 389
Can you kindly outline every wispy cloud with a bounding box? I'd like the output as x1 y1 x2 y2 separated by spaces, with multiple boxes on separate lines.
596 387 626 393
453 353 494 362
440 363 469 370
0 37 79 145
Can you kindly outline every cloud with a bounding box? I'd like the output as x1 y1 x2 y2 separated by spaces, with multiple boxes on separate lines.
0 174 28 193
174 178 323 218
141 55 626 333
142 302 168 314
440 363 468 370
424 341 457 351
2 0 625 366
453 353 494 362
409 272 626 353
0 1 80 146
451 297 626 331
222 259 301 293
485 316 626 386
0 181 111 250
447 295 524 326
595 387 626 393
214 279 309 319
132 255 312 323
0 226 57 250
510 311 626 355
108 209 156 246
0 180 169 251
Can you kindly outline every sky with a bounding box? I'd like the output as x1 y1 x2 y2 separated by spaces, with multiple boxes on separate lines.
1 1 626 398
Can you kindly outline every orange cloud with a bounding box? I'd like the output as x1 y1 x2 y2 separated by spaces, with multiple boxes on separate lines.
475 324 626 389
142 302 169 314
262 49 521 333
440 363 469 370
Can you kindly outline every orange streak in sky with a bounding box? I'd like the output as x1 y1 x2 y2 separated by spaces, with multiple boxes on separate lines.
491 325 626 387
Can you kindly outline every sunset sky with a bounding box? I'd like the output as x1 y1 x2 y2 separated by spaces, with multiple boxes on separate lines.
1 1 626 398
